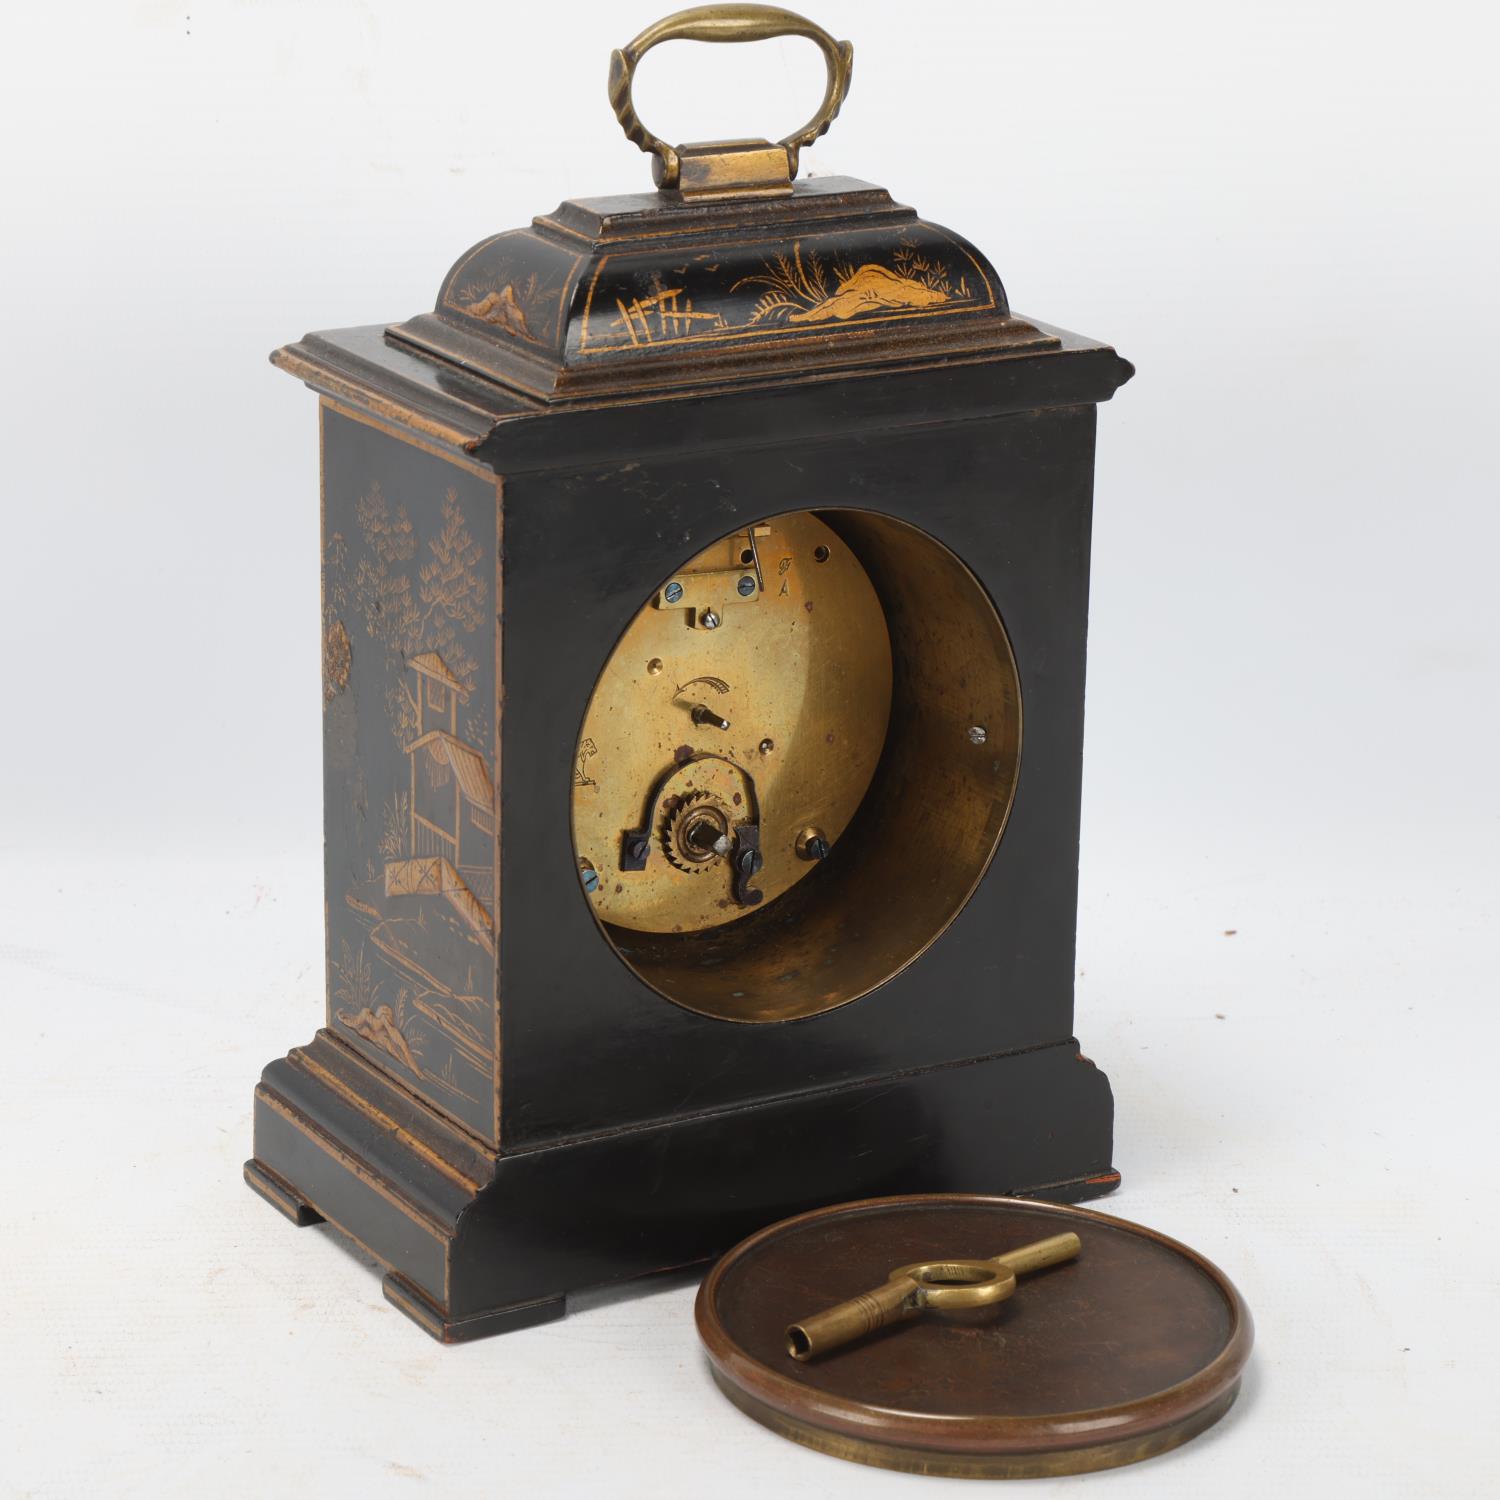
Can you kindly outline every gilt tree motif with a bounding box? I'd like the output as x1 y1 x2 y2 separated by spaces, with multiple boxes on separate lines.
340 483 488 754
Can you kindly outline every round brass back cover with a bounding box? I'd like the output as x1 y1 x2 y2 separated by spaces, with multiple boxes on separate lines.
697 1194 1253 1480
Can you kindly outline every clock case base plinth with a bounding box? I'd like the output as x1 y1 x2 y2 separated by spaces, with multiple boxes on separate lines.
247 1029 1115 1343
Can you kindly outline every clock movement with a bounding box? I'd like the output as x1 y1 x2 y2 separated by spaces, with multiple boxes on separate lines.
246 5 1134 1341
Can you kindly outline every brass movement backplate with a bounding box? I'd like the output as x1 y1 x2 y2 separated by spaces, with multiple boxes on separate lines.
572 511 892 936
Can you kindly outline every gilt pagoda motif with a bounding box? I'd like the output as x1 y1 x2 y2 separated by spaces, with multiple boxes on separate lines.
384 650 496 948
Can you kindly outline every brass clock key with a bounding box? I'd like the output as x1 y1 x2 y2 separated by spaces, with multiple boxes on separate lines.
786 1232 1082 1360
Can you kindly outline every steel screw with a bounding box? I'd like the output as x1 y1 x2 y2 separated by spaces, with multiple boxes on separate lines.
700 609 721 630
967 725 988 745
691 703 731 732
796 827 831 861
664 581 684 603
737 575 757 597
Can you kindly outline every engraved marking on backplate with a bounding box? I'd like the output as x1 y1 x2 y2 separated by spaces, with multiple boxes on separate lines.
575 738 598 788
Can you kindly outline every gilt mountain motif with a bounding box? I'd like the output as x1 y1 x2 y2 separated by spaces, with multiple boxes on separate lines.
582 231 990 352
735 244 968 325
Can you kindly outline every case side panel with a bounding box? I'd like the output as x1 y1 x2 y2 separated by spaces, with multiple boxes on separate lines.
320 400 501 1145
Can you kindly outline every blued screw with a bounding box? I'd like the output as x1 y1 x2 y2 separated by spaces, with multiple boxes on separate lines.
581 868 600 895
664 581 684 603
737 575 757 597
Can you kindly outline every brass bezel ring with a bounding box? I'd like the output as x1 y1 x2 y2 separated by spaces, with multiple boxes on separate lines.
608 4 854 188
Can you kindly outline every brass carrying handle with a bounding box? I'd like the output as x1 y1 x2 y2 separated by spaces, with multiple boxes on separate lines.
786 1232 1081 1361
608 5 854 189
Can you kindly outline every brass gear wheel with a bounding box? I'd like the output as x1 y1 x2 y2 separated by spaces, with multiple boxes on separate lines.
662 791 734 873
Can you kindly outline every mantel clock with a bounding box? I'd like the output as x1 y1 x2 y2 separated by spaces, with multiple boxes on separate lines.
246 5 1134 1341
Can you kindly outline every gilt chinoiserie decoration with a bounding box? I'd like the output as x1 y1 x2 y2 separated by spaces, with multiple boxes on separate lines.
321 465 499 1135
247 5 1133 1342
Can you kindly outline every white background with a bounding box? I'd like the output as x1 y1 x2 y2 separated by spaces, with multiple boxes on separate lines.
2 1 1496 1495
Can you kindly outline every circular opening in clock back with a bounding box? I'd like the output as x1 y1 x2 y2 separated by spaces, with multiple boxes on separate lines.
571 510 1021 1022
